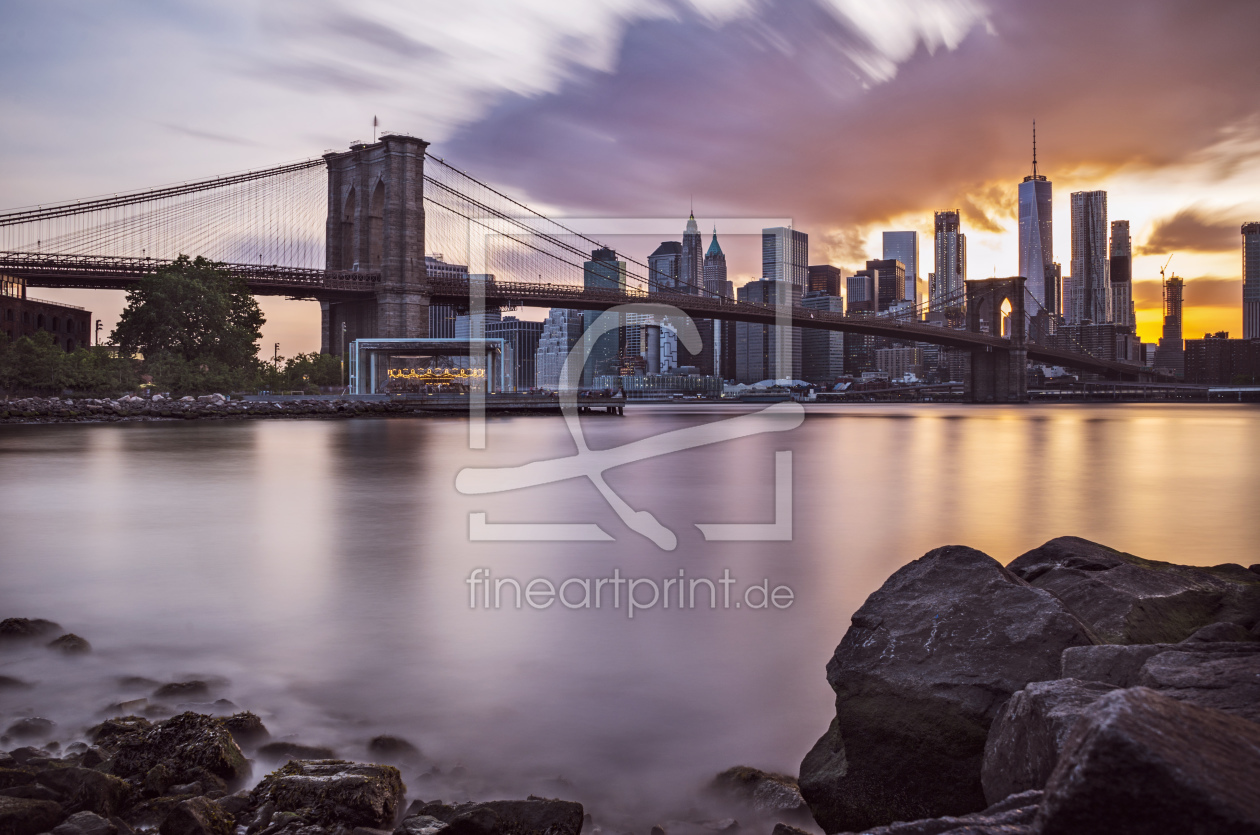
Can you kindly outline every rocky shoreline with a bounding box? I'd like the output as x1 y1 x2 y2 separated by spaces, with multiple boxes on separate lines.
0 395 427 424
3 537 1259 835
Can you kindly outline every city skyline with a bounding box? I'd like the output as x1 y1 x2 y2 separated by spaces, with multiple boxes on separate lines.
2 0 1257 352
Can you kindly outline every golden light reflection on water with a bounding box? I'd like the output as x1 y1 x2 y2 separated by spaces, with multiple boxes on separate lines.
0 404 1257 824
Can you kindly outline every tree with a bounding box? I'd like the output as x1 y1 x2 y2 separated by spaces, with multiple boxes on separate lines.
111 255 264 367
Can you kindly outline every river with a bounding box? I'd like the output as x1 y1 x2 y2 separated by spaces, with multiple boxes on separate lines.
1 403 1257 827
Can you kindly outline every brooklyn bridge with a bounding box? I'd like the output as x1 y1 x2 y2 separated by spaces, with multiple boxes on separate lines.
0 135 1154 401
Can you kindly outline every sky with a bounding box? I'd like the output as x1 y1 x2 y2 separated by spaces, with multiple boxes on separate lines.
2 0 1258 354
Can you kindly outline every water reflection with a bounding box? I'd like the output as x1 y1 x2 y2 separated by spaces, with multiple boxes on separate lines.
1 404 1257 828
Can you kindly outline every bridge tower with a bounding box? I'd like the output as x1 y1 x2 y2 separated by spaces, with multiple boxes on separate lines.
964 277 1028 403
321 136 430 353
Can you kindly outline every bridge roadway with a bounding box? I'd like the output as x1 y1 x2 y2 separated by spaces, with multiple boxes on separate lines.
2 253 1149 380
0 252 380 300
429 277 1151 381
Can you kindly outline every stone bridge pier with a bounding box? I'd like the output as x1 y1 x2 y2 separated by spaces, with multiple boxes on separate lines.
321 135 430 354
963 277 1028 403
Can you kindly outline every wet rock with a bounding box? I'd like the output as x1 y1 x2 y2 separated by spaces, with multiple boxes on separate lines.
1060 640 1260 687
0 796 65 835
5 717 55 739
0 676 30 690
829 790 1042 834
0 618 62 643
395 815 449 835
770 826 809 835
116 677 160 691
223 713 269 748
1036 687 1260 834
798 545 1097 834
1 784 61 802
36 768 132 817
6 747 52 766
79 749 106 769
1181 620 1257 643
709 766 805 816
51 811 117 835
407 797 584 835
656 820 738 835
366 736 420 764
1006 536 1260 644
257 741 337 763
1137 649 1260 722
152 682 211 701
980 679 1117 804
48 633 92 654
0 770 35 791
215 791 252 820
108 712 250 790
249 760 404 829
176 700 237 717
159 796 234 835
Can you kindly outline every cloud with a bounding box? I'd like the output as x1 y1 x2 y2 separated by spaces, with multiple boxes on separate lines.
1133 277 1240 309
1138 205 1257 255
440 0 1260 256
157 123 262 147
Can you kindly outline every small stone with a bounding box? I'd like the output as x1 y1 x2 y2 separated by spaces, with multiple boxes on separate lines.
223 712 270 748
152 681 211 700
366 735 420 764
48 633 92 654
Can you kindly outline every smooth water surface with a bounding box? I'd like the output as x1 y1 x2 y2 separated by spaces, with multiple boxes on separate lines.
1 403 1257 826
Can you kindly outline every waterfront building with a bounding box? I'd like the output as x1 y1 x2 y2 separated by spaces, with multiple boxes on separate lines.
931 211 966 313
735 279 801 382
1110 220 1134 328
1244 222 1260 339
762 227 809 292
801 291 845 385
1184 333 1260 385
534 308 584 390
487 316 544 392
1018 127 1054 316
882 231 919 305
703 228 730 298
0 275 92 350
875 346 924 381
1070 190 1109 324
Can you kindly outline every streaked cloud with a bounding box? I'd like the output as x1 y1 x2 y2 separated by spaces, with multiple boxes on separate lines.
1138 206 1258 255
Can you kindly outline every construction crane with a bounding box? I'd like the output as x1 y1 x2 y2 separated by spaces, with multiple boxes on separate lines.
1160 254 1174 281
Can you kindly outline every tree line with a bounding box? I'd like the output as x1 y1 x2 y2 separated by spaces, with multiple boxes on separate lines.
0 256 342 396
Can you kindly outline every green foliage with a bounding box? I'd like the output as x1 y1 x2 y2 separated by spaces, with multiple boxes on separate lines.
259 352 343 392
111 255 265 366
0 331 139 394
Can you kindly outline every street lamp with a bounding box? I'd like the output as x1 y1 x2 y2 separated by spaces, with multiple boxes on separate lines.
340 322 347 392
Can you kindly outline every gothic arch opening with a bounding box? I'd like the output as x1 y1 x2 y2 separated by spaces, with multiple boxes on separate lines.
368 180 385 269
341 188 357 271
1000 297 1013 338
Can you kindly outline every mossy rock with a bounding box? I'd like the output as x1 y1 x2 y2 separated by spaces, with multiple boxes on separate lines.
108 713 249 789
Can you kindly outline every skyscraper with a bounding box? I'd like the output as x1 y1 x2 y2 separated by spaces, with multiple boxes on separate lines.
1070 190 1109 324
882 231 918 305
486 316 544 392
1109 220 1134 328
1244 222 1260 339
582 247 627 386
931 211 966 313
1018 125 1053 316
1156 273 1185 378
762 227 809 290
534 308 583 390
703 228 730 298
647 242 682 293
807 265 845 298
735 279 801 383
681 213 703 295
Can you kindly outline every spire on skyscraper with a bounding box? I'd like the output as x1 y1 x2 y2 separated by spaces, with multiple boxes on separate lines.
685 211 699 235
1032 119 1038 178
706 226 723 257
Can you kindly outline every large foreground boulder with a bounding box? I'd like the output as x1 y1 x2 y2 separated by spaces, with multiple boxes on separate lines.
1007 536 1260 644
1036 687 1260 834
0 796 64 835
404 798 583 835
249 759 404 829
106 713 250 790
798 545 1098 833
980 679 1117 804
